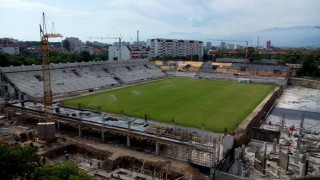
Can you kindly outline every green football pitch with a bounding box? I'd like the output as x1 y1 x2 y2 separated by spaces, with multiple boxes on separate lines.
62 78 274 132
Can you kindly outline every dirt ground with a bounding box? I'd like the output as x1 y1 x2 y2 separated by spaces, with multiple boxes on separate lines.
62 135 206 179
0 117 207 180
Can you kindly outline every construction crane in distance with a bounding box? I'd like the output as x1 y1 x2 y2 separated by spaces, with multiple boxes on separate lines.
102 36 123 61
207 39 252 59
87 36 110 42
40 12 63 123
87 36 123 60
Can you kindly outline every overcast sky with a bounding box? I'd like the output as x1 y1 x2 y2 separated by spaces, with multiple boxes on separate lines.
0 0 319 42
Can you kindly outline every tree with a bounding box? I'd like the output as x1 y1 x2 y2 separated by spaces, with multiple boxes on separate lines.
0 143 40 179
79 51 92 62
35 161 92 180
296 56 320 77
62 40 70 51
203 53 209 61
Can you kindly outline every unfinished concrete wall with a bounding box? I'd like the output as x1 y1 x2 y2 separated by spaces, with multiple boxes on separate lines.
37 122 55 139
234 86 283 146
289 78 320 90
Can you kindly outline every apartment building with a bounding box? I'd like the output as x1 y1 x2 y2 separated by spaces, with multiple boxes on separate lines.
147 38 203 60
0 38 19 54
63 37 85 53
108 45 149 61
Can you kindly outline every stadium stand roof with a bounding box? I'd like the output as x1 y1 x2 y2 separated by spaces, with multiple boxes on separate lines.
216 58 249 63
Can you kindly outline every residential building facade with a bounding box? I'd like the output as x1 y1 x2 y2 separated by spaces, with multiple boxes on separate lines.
220 42 227 50
63 37 85 53
206 42 212 51
147 38 203 60
108 45 150 61
265 40 271 49
0 38 19 54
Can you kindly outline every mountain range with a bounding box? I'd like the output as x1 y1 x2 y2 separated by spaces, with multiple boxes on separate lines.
146 26 320 48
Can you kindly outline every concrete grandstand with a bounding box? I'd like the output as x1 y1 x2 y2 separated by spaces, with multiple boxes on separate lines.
156 60 289 85
0 59 165 101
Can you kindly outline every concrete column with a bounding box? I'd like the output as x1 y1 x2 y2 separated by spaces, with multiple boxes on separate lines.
217 143 221 162
101 131 105 142
238 159 242 175
155 142 160 155
128 121 131 130
300 113 305 129
170 146 173 156
263 142 267 158
209 145 217 179
188 148 192 162
241 145 245 159
275 169 280 177
299 163 305 177
101 115 105 126
273 138 277 153
297 129 302 150
280 114 285 132
78 126 82 137
126 136 131 147
295 150 300 164
242 170 247 178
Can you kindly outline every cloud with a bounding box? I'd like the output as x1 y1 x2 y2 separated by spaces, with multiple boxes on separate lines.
0 0 319 41
0 0 92 17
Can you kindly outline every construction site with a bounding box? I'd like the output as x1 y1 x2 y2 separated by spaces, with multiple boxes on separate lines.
1 13 320 180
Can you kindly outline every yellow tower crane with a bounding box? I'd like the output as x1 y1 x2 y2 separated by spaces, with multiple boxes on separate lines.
39 12 63 123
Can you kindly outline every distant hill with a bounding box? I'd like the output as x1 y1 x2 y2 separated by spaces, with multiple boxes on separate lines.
147 26 320 48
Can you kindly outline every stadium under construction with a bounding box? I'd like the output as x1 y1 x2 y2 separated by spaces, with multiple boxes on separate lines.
1 59 320 179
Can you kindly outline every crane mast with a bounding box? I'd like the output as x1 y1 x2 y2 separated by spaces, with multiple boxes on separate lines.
40 12 62 122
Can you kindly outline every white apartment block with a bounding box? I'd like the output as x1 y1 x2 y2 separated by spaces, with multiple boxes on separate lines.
147 38 203 60
108 45 150 61
108 45 131 61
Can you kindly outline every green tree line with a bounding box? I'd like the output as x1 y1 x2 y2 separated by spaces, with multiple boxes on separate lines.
0 50 108 67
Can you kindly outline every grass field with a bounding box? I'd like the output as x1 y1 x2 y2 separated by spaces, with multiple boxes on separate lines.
62 78 274 132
